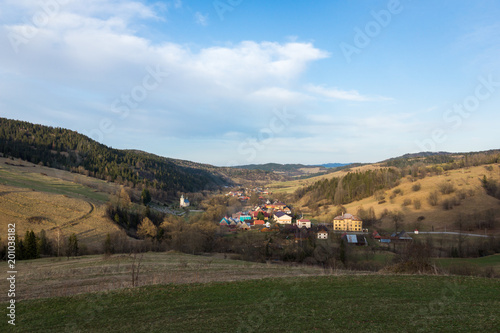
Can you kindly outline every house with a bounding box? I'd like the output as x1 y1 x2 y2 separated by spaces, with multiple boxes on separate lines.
296 219 311 229
180 195 190 208
391 230 413 241
239 215 252 222
219 217 230 226
342 233 367 246
274 212 292 224
333 213 363 231
317 230 328 239
254 220 265 226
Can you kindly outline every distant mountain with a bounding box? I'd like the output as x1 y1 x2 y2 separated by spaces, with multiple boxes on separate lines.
235 163 309 172
234 162 354 178
315 163 350 168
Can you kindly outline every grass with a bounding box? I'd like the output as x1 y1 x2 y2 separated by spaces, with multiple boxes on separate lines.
0 252 329 302
3 274 499 332
0 165 108 202
434 254 500 271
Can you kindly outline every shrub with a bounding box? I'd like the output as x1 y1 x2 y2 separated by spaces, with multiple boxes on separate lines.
393 188 403 196
428 191 439 206
378 200 386 205
412 183 421 192
438 182 456 195
402 198 412 207
456 189 467 200
413 199 421 210
442 197 461 210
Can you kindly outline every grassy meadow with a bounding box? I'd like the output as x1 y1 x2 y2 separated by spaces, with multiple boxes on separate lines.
0 158 123 248
2 274 498 332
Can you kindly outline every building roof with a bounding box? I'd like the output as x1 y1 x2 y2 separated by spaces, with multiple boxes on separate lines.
333 213 362 221
274 211 287 218
297 219 310 223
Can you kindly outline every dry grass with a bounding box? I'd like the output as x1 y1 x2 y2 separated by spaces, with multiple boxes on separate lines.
268 163 386 194
298 164 500 233
0 252 346 301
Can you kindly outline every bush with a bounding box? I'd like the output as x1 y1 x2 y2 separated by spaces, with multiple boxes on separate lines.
456 189 467 200
412 183 421 192
428 191 439 206
442 197 461 210
413 199 421 210
393 188 403 196
438 182 456 195
402 198 412 207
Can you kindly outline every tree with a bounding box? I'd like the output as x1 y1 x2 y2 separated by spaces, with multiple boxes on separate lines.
66 233 79 257
24 230 38 259
141 188 151 205
38 229 52 256
390 211 405 233
103 233 114 255
257 212 265 221
137 217 157 239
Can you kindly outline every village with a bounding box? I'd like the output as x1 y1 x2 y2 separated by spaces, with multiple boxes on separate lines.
215 189 414 245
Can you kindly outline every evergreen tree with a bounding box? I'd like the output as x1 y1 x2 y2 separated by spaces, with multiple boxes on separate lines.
141 188 152 205
24 230 39 259
66 233 79 257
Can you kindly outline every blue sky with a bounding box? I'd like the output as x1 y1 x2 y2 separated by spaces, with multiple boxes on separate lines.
1 0 499 166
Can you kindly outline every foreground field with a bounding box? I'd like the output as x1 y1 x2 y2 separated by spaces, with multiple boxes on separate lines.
0 252 330 302
4 274 499 332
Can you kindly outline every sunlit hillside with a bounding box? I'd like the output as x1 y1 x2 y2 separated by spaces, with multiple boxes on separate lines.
295 163 500 234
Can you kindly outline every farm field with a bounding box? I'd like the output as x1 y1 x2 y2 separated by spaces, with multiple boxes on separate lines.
0 252 331 302
433 254 500 273
3 274 498 332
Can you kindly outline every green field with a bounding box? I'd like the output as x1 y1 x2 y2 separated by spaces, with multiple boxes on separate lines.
434 254 500 272
0 166 109 202
3 275 498 332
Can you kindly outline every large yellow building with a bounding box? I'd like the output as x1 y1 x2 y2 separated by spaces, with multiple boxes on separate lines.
333 213 363 231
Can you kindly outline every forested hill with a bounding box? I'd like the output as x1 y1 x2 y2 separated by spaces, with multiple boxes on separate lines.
0 117 233 195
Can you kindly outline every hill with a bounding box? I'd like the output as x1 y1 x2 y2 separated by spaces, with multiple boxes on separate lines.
235 163 329 178
0 117 286 196
0 156 126 248
290 163 500 233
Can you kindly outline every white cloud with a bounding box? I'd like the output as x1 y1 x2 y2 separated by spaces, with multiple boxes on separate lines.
305 84 392 102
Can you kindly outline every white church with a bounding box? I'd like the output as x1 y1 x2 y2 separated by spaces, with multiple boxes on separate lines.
180 194 190 208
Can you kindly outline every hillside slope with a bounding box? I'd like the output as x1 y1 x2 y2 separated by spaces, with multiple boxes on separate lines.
297 164 500 234
0 157 125 248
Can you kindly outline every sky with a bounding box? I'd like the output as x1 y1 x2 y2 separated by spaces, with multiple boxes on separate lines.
0 0 499 166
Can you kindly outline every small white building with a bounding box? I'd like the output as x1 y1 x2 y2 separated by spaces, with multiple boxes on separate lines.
317 230 328 239
180 195 190 208
296 219 311 229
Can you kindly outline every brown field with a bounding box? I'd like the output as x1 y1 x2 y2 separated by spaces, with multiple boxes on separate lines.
0 184 123 248
0 158 126 248
0 251 343 302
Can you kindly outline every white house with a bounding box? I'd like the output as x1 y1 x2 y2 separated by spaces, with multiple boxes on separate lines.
317 230 328 239
296 219 311 229
274 212 292 224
